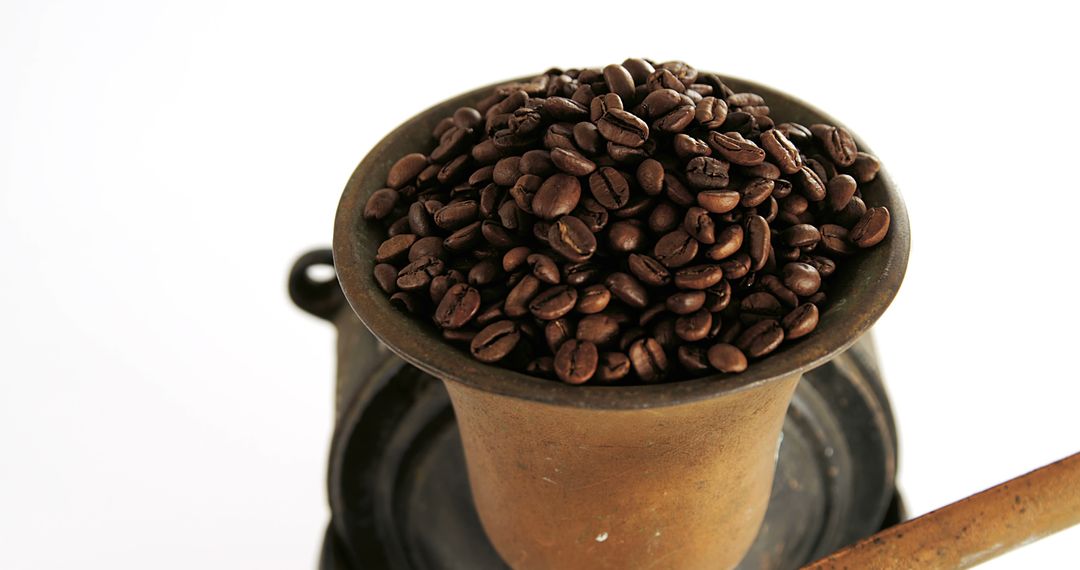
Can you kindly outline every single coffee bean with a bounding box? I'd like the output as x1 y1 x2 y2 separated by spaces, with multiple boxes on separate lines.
554 339 599 384
374 263 399 294
667 290 707 314
376 234 417 263
820 224 857 256
529 285 579 320
794 165 827 201
548 215 597 262
533 173 582 220
467 258 500 286
703 280 733 313
781 303 819 340
636 159 665 195
407 202 436 237
707 343 748 373
810 123 858 167
621 58 655 84
850 207 891 248
608 220 647 253
674 264 725 290
526 253 560 284
675 309 712 342
739 178 775 208
672 133 712 158
783 224 821 248
736 319 785 358
572 121 603 155
474 301 505 327
396 256 445 291
746 215 771 272
847 152 881 183
387 153 428 189
683 207 716 244
573 196 609 232
576 314 620 345
589 92 623 122
481 220 516 249
695 96 728 129
545 318 574 352
433 283 481 329
603 64 637 102
646 68 686 93
759 128 803 174
429 274 456 305
408 236 444 262
576 284 611 314
639 303 666 327
386 215 411 237
654 105 696 133
519 149 555 176
642 201 676 233
653 229 699 268
502 246 532 272
492 157 523 186
588 167 630 209
697 190 741 214
434 200 478 230
543 123 576 151
550 147 597 176
364 188 399 220
628 253 672 287
760 274 800 307
677 345 711 374
685 156 731 189
705 224 743 261
596 108 649 148
720 252 751 280
389 291 423 314
837 195 868 228
628 337 668 382
741 161 781 181
740 291 784 322
504 274 540 317
596 351 632 382
564 261 602 286
800 254 837 278
827 174 858 211
605 271 649 308
443 221 482 252
470 320 521 363
707 131 766 166
782 262 822 296
542 97 589 122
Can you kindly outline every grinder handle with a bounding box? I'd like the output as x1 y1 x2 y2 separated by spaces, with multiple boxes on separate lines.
289 248 346 322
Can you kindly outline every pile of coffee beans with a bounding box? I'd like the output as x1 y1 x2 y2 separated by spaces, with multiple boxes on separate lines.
364 59 890 385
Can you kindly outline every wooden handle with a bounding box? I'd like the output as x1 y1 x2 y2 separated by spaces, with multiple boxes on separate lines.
803 451 1080 569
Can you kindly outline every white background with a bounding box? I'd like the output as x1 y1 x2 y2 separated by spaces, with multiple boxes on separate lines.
2 1 1078 568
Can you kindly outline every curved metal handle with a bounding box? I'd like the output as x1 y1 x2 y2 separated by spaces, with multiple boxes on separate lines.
289 248 346 322
803 451 1080 569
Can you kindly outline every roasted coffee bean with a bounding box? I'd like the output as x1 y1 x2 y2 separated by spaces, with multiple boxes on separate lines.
850 207 891 248
736 319 785 358
781 303 819 339
628 253 671 287
760 274 800 307
519 150 555 176
543 123 576 151
665 291 708 313
374 263 399 294
648 201 681 233
407 202 435 237
794 165 827 201
759 129 803 174
847 152 881 183
576 284 611 314
605 272 649 309
674 264 725 290
603 64 637 102
739 178 775 208
588 167 630 209
675 309 712 342
542 97 589 122
742 161 781 181
429 274 456 305
502 246 532 272
837 195 868 228
527 253 560 284
783 262 821 296
470 320 521 363
533 173 581 220
697 190 741 214
564 261 602 286
504 274 540 317
474 301 505 326
707 343 748 373
596 351 632 382
577 314 620 345
746 215 771 272
673 134 712 158
568 122 601 155
810 124 858 167
364 188 399 220
544 318 574 352
608 220 647 253
820 224 856 256
493 157 523 186
664 174 695 207
783 224 821 248
654 105 695 133
740 292 784 322
409 236 445 262
548 216 597 262
389 291 422 314
590 92 623 123
434 283 481 329
554 339 599 384
827 174 858 211
720 252 752 280
705 224 743 261
528 284 578 321
800 254 837 278
481 220 516 249
707 131 765 166
386 215 411 237
376 234 417 263
683 207 716 244
695 96 728 129
636 159 665 195
444 221 482 252
597 109 649 148
639 303 667 327
677 345 711 374
550 147 596 176
467 258 500 287
573 197 609 232
434 200 478 230
621 58 655 84
654 229 699 268
387 153 428 189
629 338 668 382
396 256 445 291
685 156 731 189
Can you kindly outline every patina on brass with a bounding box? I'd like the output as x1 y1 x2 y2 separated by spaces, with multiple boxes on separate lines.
331 74 911 569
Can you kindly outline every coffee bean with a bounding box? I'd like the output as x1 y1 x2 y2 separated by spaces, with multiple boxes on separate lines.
667 290 706 314
685 156 731 189
663 174 695 207
605 271 649 308
781 303 819 340
603 64 637 102
850 207 891 248
493 157 523 186
629 338 668 382
434 200 478 230
621 58 655 84
827 174 858 211
794 165 827 201
636 159 665 195
820 224 856 256
374 263 399 294
697 190 741 214
596 351 632 382
590 92 623 122
683 207 716 244
528 285 578 320
386 215 411 237
564 261 602 286
588 167 630 209
707 343 748 373
576 284 611 314
548 216 597 262
467 258 500 287
481 220 516 249
720 252 751 280
434 283 481 329
674 264 725 290
739 178 775 208
544 318 574 352
502 246 532 272
628 253 672 287
505 274 541 317
387 153 428 189
783 262 822 296
654 105 695 133
475 301 505 327
519 150 555 176
800 254 837 278
389 291 422 314
573 122 603 154
443 221 482 252
542 97 589 122
707 131 765 166
673 134 712 158
533 173 581 220
653 229 699 268
608 220 647 253
740 292 784 322
675 309 712 342
646 68 686 93
736 319 785 358
406 236 443 262
376 233 417 263
527 253 560 284
577 314 620 345
550 147 597 176
364 188 399 220
837 195 868 228
810 124 858 167
648 201 681 233
597 108 649 148
745 215 771 272
695 96 728 129
470 320 521 363
677 345 711 374
705 279 733 312
526 356 555 377
847 152 881 183
396 256 445 291
554 339 599 384
782 224 821 248
759 128 803 174
760 274 800 307
573 196 609 233
705 224 744 261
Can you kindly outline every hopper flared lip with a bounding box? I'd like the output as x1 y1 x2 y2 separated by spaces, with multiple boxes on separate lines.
333 72 910 410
